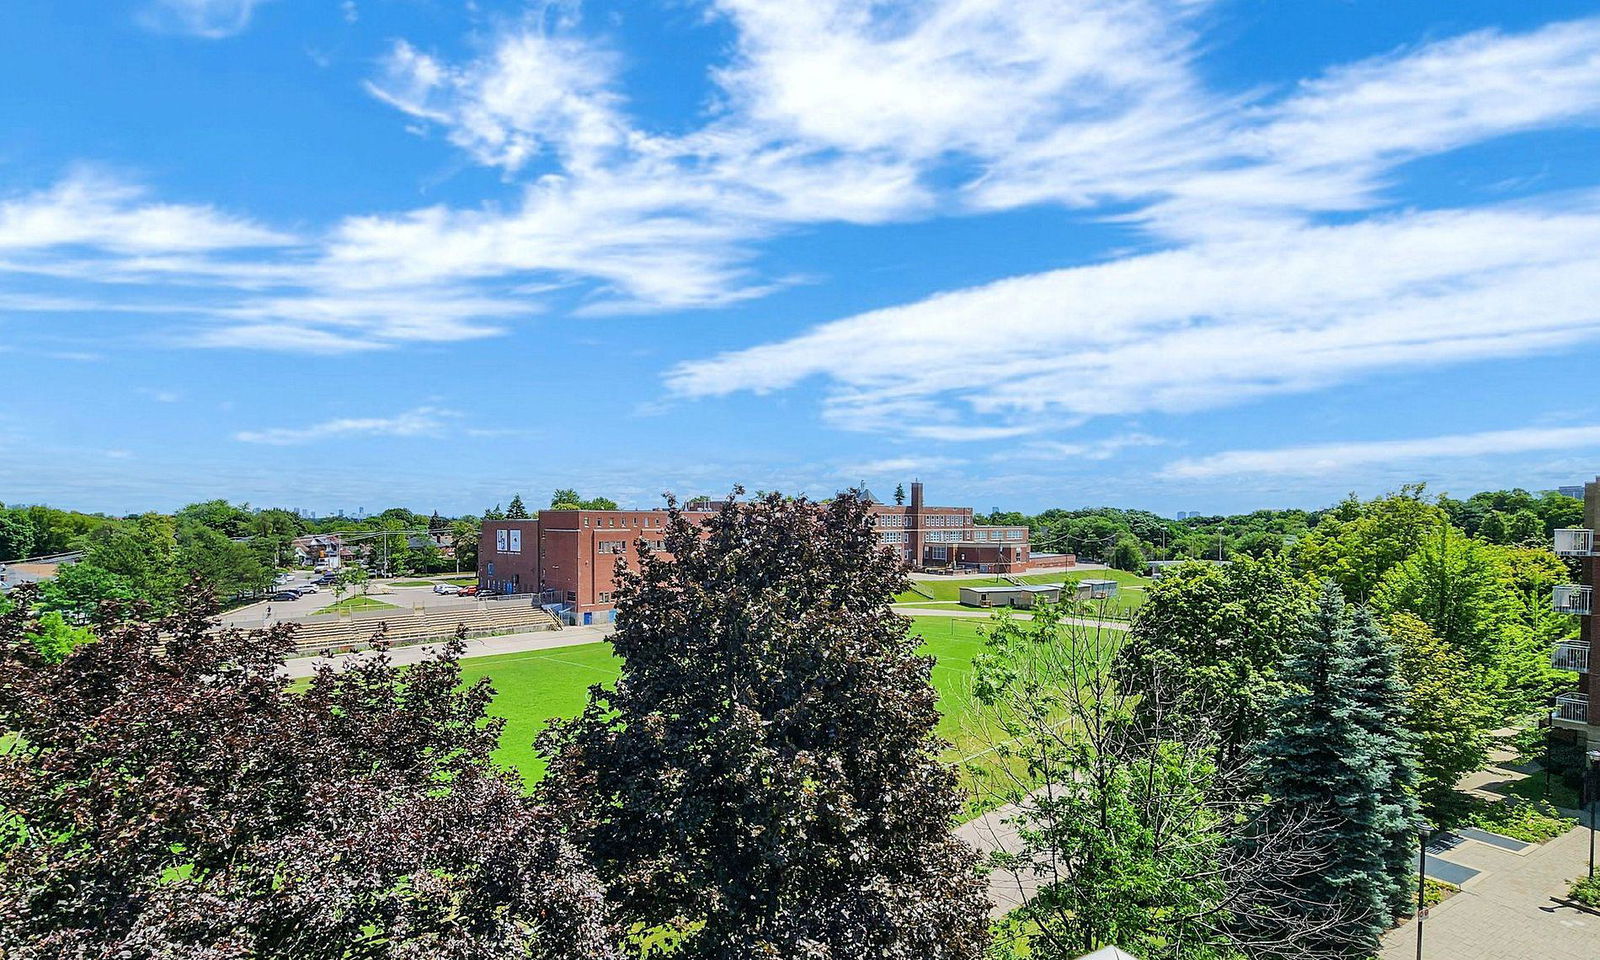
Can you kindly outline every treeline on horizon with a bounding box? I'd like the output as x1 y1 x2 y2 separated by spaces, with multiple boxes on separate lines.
980 484 1584 570
0 483 1583 615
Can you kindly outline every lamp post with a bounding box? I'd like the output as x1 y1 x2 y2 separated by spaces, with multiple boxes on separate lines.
1588 750 1600 879
1416 821 1433 960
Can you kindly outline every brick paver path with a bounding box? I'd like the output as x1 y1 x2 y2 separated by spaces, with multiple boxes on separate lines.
1380 817 1599 960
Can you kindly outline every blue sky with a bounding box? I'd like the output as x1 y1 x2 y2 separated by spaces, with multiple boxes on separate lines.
3 0 1600 517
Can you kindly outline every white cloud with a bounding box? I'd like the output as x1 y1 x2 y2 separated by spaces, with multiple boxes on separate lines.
1016 434 1166 461
1169 425 1600 479
0 172 290 253
234 406 461 445
667 197 1600 432
835 456 955 477
138 0 268 38
10 8 1600 362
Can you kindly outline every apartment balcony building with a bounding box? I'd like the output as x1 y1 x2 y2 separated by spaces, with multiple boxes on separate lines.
1554 527 1595 556
1552 640 1590 673
1552 692 1589 725
1552 583 1592 616
1549 511 1600 748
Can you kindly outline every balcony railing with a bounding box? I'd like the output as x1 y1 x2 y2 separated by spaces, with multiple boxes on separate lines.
1552 584 1592 616
1553 693 1589 724
1555 528 1596 556
1552 640 1590 673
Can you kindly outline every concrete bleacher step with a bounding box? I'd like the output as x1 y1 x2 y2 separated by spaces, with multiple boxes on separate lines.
285 604 561 655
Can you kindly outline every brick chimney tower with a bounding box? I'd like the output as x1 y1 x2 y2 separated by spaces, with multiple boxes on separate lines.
908 481 924 569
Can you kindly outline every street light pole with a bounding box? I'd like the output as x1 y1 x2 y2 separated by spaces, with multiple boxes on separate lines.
1416 822 1432 960
1588 750 1600 879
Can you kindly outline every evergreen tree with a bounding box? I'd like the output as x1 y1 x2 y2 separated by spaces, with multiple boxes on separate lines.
1346 605 1422 918
894 482 906 505
1253 583 1408 956
539 491 988 960
506 494 530 519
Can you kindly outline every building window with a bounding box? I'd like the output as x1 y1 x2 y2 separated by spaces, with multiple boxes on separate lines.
597 591 614 603
507 529 521 553
597 540 625 554
583 517 590 527
495 529 508 552
486 562 495 576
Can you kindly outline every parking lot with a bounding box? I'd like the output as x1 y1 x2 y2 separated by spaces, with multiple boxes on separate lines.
221 577 488 629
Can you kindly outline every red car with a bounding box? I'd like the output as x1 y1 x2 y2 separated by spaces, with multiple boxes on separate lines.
457 585 479 597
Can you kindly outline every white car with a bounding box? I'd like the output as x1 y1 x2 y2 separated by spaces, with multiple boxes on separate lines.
293 584 319 596
432 583 461 595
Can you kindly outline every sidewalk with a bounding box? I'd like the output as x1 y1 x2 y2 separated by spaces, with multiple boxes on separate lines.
280 623 615 679
1379 818 1598 960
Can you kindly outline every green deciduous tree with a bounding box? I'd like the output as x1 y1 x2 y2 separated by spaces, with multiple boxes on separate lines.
540 492 988 960
974 604 1341 960
1373 527 1562 721
37 561 137 621
0 510 36 563
1384 613 1497 807
1110 535 1145 572
1117 556 1316 765
0 591 615 959
1293 485 1445 602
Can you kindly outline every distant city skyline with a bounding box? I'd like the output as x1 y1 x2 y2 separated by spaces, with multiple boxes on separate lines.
4 1 1600 515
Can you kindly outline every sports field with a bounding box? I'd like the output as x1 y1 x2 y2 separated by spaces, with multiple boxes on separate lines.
463 615 1000 786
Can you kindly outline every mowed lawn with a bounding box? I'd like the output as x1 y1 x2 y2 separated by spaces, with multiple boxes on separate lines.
466 615 998 786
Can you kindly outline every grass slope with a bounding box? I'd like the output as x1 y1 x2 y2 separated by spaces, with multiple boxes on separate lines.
313 595 398 615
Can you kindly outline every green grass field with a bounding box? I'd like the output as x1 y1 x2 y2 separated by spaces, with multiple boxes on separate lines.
464 615 1000 787
313 595 398 615
388 580 436 587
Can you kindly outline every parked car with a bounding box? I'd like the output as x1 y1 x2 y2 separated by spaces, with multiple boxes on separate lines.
270 591 300 602
432 583 460 595
294 584 319 595
457 585 479 597
314 573 338 585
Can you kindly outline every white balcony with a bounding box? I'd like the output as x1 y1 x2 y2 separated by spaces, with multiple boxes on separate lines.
1552 693 1589 725
1555 528 1595 556
1553 584 1592 616
1552 640 1590 673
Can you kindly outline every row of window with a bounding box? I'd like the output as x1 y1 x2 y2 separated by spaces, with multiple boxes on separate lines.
583 515 664 529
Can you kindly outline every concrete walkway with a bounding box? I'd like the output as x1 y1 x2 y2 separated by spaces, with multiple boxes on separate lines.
280 623 616 679
956 799 1046 918
1380 816 1599 960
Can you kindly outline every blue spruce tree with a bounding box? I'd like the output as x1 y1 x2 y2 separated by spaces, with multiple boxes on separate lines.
1254 582 1409 956
1347 604 1423 919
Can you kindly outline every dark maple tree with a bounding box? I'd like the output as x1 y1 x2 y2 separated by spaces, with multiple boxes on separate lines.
0 584 615 960
539 491 989 960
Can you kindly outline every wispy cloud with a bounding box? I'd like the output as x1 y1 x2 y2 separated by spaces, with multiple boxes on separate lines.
137 0 270 39
0 171 290 253
668 197 1600 433
234 406 461 445
1016 434 1166 461
1168 425 1600 479
7 7 1600 366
